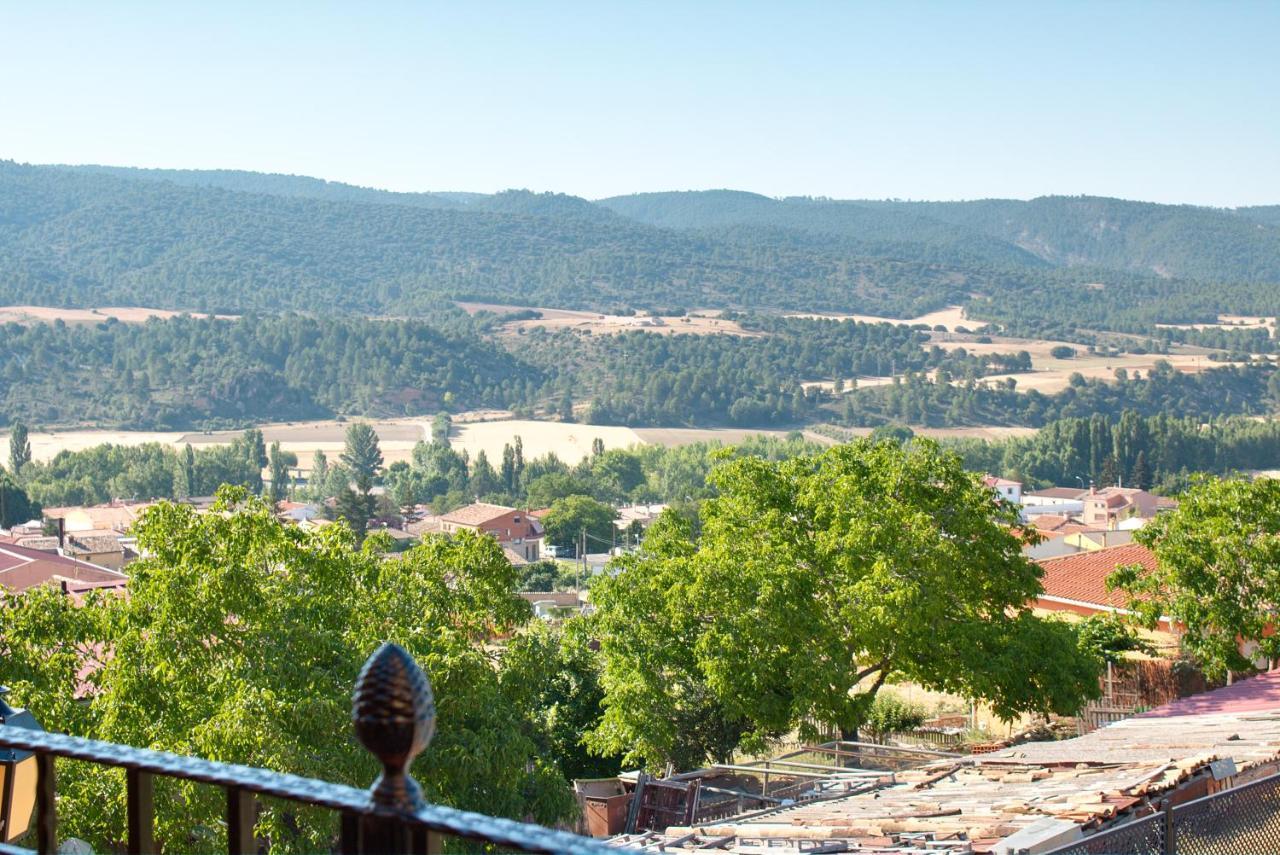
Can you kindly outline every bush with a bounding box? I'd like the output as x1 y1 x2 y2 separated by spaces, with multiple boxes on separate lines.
863 694 927 743
1050 345 1076 360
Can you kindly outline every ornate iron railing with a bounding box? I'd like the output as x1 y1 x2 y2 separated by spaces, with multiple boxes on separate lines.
0 643 621 855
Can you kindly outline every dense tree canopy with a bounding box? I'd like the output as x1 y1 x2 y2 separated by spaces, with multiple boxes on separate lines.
1112 477 1280 679
0 489 575 853
587 440 1101 769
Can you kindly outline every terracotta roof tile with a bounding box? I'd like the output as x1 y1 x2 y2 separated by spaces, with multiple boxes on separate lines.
1037 543 1156 609
439 502 516 526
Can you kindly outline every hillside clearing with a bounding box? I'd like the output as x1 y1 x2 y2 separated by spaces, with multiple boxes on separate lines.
0 305 238 325
456 301 757 337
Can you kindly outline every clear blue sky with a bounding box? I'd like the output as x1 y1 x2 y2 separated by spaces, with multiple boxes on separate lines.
2 1 1277 205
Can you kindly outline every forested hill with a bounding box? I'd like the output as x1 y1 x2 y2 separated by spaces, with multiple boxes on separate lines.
595 190 1048 268
602 192 1280 285
0 161 993 317
4 162 1280 326
860 196 1280 284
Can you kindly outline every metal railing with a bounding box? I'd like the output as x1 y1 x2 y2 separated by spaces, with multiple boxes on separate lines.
1038 773 1280 855
0 643 621 855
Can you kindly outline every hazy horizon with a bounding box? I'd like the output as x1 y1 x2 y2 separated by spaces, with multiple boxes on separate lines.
20 159 1279 210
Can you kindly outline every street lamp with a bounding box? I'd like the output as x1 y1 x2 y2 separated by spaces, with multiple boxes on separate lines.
0 686 43 844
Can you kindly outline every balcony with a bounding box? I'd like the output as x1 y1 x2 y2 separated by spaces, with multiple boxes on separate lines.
0 643 618 855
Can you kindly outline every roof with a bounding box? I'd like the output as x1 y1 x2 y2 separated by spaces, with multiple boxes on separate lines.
43 502 152 532
0 542 128 593
67 534 127 555
982 476 1021 488
1138 668 1280 719
640 672 1280 853
1024 487 1086 500
1036 543 1156 609
440 502 518 526
406 516 444 536
502 546 534 566
995 669 1280 768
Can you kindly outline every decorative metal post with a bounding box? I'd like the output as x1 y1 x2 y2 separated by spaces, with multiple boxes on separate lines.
349 642 437 855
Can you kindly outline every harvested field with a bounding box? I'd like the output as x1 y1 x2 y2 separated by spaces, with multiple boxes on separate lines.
450 419 644 464
632 427 837 447
924 334 1228 394
787 305 971 331
0 429 185 467
179 419 430 472
0 306 237 326
1156 314 1276 331
840 425 1038 441
456 301 756 337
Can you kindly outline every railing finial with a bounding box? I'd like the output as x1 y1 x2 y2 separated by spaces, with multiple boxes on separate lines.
352 642 436 810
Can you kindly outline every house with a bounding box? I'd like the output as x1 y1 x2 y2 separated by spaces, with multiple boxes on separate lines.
1032 543 1178 648
64 533 133 570
982 476 1022 503
1081 486 1173 529
0 541 128 594
438 502 544 562
1021 486 1086 506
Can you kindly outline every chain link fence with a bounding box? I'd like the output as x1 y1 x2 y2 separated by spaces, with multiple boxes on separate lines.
1039 773 1280 855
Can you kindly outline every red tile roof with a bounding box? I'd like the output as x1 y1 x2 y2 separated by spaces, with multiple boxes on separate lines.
439 502 517 526
0 542 128 593
1036 543 1156 609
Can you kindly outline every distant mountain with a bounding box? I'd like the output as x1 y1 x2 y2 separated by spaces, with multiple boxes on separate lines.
597 190 1048 269
858 196 1280 283
600 191 1280 285
0 161 987 317
63 164 469 209
5 162 1280 330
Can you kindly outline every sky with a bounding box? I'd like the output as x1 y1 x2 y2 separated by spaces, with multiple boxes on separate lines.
1 1 1277 206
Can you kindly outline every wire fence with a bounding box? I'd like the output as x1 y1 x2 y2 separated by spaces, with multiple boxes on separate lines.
1040 773 1280 855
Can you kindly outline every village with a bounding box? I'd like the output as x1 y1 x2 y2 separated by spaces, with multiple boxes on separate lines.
7 461 1278 854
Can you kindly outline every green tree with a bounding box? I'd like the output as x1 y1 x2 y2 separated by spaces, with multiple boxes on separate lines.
501 620 625 780
1112 477 1280 679
340 423 383 494
542 495 617 552
469 450 501 498
267 441 296 505
8 422 31 477
1 466 40 528
868 423 915 446
0 488 572 853
335 486 375 543
432 412 452 446
309 449 330 499
589 440 1100 769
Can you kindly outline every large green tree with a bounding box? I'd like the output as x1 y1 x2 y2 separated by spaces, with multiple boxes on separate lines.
267 441 296 505
0 488 573 853
340 423 383 494
588 439 1100 769
542 495 618 552
8 421 31 477
1112 476 1280 678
